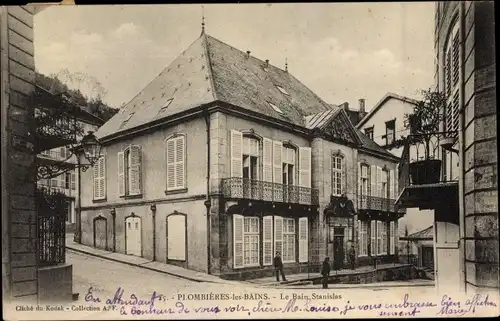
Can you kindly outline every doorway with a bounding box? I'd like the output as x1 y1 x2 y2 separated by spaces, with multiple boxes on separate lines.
166 213 187 263
327 227 345 270
125 216 142 256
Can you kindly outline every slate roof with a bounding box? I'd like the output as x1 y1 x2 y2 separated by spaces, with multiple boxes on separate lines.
96 33 331 140
95 32 397 161
400 226 433 240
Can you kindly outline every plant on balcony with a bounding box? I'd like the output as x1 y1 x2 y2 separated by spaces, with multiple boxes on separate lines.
391 89 447 185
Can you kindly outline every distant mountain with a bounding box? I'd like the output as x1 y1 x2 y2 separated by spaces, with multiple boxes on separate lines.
35 71 119 122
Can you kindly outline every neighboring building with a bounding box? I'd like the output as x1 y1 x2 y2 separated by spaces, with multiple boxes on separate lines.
356 93 436 245
397 1 497 294
79 31 401 280
36 85 104 229
400 225 434 271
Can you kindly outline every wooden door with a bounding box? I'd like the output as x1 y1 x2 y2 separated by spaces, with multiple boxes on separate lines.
125 216 142 256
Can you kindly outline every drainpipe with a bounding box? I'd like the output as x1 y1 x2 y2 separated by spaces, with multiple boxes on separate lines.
203 110 211 275
110 208 116 252
75 156 82 244
150 204 157 261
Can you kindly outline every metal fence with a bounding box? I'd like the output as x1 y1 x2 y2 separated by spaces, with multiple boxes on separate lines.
37 187 67 267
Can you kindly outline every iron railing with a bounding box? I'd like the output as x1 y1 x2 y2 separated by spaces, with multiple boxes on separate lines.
222 177 319 206
358 195 397 212
37 188 67 267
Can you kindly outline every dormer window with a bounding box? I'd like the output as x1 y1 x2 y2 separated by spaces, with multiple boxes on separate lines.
276 85 290 96
120 112 135 128
268 102 284 114
158 98 174 115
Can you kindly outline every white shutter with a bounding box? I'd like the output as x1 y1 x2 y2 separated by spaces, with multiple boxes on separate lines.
71 172 76 190
274 216 283 255
370 220 376 256
341 157 346 195
370 165 377 197
118 152 125 196
389 169 395 199
299 147 311 188
230 130 243 178
166 139 176 190
93 161 99 199
390 221 395 255
377 221 382 255
394 167 399 198
272 141 283 184
262 138 273 182
376 166 382 198
263 216 273 266
358 162 362 197
129 145 142 195
233 214 244 269
298 217 308 263
99 157 106 199
175 137 185 188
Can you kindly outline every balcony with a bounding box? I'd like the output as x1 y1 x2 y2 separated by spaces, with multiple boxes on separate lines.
222 177 319 206
358 195 398 213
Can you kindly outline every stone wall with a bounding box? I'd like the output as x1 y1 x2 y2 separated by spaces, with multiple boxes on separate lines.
461 1 498 292
1 6 38 303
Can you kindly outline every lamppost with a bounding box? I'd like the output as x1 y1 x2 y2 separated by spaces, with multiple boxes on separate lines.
74 131 102 244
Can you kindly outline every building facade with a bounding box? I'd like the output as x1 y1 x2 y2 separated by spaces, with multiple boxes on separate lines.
435 1 497 293
356 93 438 256
79 32 401 279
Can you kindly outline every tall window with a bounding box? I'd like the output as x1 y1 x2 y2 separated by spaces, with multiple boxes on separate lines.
381 170 389 198
282 146 296 185
166 135 186 191
332 155 343 196
444 21 460 137
243 136 259 180
385 120 395 145
360 165 369 196
118 146 141 197
364 126 374 140
378 221 387 255
93 156 106 200
282 218 295 263
358 220 368 256
243 217 259 266
65 172 71 189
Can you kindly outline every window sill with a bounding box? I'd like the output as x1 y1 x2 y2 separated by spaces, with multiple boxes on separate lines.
120 194 143 200
165 188 188 196
92 198 107 203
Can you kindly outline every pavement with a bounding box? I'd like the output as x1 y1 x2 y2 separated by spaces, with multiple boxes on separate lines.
66 233 434 290
65 234 249 287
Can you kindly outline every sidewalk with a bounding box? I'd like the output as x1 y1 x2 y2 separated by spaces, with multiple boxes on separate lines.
280 279 435 290
65 234 249 287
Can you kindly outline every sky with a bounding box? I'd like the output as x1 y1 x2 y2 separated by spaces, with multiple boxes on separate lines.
34 3 435 110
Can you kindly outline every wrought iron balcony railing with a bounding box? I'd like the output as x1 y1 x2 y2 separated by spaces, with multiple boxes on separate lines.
222 177 319 206
358 195 397 213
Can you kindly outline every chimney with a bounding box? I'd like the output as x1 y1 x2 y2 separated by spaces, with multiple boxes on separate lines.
265 59 269 68
246 51 251 59
358 98 366 113
342 102 349 110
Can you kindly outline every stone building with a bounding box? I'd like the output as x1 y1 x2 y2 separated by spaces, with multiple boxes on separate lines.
79 30 401 280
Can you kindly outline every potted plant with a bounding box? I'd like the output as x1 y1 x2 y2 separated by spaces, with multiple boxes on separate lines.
403 89 447 185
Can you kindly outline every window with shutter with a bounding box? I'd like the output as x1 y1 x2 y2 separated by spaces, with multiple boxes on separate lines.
71 172 76 190
274 216 283 257
389 169 395 199
444 22 460 138
282 218 295 263
166 135 186 191
129 145 142 196
298 147 311 188
118 151 125 196
390 221 395 255
99 157 106 199
298 217 308 263
376 166 383 198
262 138 273 182
230 130 243 178
242 217 259 266
233 214 244 269
370 165 376 198
263 216 273 266
358 220 368 256
273 140 283 184
370 220 376 256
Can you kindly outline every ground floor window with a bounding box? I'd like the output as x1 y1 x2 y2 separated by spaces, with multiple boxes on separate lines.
358 220 368 256
233 214 308 269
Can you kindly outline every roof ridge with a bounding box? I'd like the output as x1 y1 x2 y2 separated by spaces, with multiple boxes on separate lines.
202 33 218 101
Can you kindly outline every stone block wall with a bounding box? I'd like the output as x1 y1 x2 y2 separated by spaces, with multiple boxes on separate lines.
461 1 498 292
1 6 38 303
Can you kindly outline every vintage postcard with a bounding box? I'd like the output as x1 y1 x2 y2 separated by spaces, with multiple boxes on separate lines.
1 2 498 320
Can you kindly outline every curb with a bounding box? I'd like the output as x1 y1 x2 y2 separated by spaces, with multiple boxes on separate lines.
280 282 435 290
67 246 223 285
